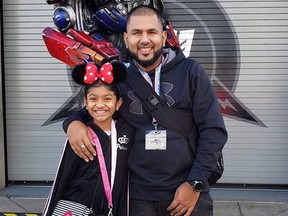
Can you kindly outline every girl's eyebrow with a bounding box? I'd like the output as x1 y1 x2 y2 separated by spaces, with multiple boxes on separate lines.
88 93 115 97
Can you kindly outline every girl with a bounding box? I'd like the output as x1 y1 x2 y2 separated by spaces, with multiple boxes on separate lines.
43 61 134 216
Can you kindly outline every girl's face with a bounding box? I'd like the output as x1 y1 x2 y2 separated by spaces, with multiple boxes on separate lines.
85 85 122 131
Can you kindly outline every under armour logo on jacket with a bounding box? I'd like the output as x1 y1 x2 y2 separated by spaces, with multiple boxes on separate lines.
162 82 175 105
128 82 175 115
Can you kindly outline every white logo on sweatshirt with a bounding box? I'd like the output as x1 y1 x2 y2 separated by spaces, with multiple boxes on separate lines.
117 135 129 150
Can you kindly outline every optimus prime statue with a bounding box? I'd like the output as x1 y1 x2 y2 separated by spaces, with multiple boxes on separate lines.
42 0 180 67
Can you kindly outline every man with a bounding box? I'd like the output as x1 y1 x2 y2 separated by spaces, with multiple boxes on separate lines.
63 5 227 216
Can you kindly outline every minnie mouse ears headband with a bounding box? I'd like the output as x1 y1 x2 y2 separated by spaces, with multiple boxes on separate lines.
72 61 127 86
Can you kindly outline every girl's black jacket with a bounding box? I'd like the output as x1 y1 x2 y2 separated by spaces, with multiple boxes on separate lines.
43 118 134 216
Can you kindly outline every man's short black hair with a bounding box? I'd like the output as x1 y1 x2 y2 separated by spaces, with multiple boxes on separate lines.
126 5 165 31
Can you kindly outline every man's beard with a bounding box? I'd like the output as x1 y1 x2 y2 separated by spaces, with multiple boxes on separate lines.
128 47 163 68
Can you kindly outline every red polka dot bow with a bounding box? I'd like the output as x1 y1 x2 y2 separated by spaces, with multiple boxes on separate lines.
84 62 114 84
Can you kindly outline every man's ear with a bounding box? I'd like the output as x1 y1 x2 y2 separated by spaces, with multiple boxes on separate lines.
123 32 128 48
162 31 167 46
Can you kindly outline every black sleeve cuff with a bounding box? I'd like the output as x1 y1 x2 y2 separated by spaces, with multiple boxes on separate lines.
62 108 91 133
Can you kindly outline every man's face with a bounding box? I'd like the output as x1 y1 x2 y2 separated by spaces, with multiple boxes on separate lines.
124 13 167 71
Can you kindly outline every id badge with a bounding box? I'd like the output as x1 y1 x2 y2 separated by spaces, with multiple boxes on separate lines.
145 130 167 150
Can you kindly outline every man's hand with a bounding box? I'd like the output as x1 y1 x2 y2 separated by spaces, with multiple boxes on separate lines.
67 120 96 162
167 182 200 216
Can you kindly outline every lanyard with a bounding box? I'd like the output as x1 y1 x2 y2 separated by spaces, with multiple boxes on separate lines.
139 63 162 96
88 121 117 216
110 120 117 191
140 64 162 130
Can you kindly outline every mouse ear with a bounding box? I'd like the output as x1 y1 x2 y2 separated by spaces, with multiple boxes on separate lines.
111 61 127 83
71 64 87 85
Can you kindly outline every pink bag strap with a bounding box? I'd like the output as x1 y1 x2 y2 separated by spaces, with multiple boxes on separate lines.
87 126 113 216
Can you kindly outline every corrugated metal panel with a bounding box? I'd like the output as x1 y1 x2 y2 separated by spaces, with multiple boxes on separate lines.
1 11 7 188
163 0 288 185
217 0 288 184
3 0 288 184
3 0 69 181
